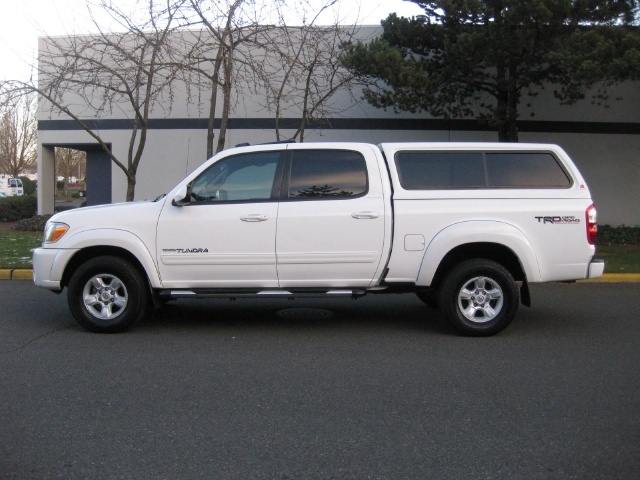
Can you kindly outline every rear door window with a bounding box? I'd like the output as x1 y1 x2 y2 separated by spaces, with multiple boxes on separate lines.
287 150 368 199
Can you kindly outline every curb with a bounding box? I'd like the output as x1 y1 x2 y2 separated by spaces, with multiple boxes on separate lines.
0 269 33 281
1 269 639 283
579 273 640 283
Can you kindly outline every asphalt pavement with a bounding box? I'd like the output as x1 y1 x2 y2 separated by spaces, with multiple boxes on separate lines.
1 281 639 479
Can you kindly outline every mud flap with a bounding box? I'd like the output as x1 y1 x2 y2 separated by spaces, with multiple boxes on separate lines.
520 281 531 307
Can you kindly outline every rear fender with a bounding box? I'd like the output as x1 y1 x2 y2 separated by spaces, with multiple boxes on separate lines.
417 221 541 286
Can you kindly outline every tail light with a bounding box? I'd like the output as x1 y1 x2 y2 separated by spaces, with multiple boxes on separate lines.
586 204 597 245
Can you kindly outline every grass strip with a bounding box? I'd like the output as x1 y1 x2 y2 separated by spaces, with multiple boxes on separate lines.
0 230 42 270
596 244 640 274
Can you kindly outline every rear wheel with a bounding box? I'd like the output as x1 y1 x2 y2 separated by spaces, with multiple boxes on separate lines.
438 259 518 336
67 256 148 333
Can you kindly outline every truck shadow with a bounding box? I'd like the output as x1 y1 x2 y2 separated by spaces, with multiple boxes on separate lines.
140 296 455 336
136 289 581 337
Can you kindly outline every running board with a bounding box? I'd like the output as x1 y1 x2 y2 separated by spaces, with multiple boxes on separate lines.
158 289 368 300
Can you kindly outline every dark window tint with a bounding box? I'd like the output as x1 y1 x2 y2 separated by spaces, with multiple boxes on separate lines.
395 152 485 189
288 150 367 199
486 153 571 187
191 151 281 203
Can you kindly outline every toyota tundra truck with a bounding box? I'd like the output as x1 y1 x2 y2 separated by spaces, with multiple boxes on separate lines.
33 142 604 335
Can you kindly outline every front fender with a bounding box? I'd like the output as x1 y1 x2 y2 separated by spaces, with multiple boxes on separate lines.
59 228 162 288
416 221 541 286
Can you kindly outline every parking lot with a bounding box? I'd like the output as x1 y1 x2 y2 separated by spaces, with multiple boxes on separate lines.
1 280 639 479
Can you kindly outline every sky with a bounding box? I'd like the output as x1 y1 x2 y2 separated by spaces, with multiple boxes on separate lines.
0 0 424 82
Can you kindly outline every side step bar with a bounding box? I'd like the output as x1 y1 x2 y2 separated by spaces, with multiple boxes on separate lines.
158 289 368 300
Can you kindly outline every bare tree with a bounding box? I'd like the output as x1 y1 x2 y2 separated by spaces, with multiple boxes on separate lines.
183 0 243 157
2 0 365 206
258 1 360 142
180 0 359 153
23 0 188 201
181 0 276 156
266 25 358 142
0 93 37 178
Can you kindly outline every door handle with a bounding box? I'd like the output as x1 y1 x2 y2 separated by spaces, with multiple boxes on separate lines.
351 211 380 219
241 214 269 222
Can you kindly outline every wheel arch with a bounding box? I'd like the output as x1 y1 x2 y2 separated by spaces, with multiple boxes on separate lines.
61 246 151 291
57 229 161 291
430 243 525 290
416 221 541 288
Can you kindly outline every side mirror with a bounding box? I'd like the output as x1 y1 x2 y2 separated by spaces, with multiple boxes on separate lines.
172 185 191 206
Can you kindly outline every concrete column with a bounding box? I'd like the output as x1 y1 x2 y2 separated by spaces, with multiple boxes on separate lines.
37 145 56 215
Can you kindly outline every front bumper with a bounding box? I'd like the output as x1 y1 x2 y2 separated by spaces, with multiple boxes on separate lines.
33 247 79 290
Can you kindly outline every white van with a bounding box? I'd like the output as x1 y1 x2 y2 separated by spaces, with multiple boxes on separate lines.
0 176 24 197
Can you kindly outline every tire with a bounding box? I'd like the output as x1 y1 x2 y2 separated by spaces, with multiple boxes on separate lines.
438 259 519 336
416 290 439 308
67 256 148 333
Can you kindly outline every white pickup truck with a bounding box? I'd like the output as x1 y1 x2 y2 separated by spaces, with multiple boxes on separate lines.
33 142 604 335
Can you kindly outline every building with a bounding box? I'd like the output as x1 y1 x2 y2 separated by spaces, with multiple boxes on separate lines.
37 27 640 225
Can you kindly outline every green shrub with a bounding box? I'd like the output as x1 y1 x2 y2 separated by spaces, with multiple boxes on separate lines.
0 195 38 222
15 215 52 232
19 176 36 196
597 225 640 246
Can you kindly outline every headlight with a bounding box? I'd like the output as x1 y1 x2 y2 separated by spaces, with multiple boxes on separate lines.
44 222 70 243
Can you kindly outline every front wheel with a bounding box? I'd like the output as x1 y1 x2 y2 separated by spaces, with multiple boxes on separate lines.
67 256 148 333
438 259 519 336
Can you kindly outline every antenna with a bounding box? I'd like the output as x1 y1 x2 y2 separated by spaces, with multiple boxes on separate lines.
185 138 191 176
